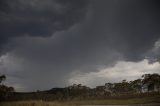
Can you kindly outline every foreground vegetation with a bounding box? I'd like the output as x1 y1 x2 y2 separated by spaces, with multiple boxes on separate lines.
1 94 160 106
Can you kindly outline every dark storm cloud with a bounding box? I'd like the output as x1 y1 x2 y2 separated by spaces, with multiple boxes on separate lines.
87 0 160 61
0 0 89 55
114 0 160 61
1 0 160 91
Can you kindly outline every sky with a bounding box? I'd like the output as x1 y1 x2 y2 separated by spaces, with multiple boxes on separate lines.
0 0 160 92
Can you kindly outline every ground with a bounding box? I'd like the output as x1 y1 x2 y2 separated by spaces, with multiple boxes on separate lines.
0 94 160 106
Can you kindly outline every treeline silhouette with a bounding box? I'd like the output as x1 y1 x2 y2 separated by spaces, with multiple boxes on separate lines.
0 75 14 101
0 73 160 101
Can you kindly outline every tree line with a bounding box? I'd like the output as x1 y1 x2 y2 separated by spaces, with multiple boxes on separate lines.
0 73 160 101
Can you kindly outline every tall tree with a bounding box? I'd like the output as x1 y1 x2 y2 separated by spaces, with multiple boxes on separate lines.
0 75 6 83
130 79 142 93
0 74 14 101
142 73 160 92
142 73 160 85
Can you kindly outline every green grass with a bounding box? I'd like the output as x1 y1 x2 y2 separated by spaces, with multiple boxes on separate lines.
1 95 160 106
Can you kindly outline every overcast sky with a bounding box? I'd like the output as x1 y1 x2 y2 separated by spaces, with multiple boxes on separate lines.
0 0 160 92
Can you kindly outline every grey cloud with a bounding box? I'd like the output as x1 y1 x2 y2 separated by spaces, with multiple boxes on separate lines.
145 39 160 63
87 0 160 61
1 0 160 91
0 0 89 55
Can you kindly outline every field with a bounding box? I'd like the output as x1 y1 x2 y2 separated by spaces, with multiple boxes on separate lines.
1 94 160 106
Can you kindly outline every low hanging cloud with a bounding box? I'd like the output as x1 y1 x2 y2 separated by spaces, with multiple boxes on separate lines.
146 39 160 62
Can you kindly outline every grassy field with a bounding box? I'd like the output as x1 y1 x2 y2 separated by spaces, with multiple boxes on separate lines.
1 95 160 106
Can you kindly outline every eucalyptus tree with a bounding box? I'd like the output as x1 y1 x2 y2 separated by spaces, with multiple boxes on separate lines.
0 74 14 101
